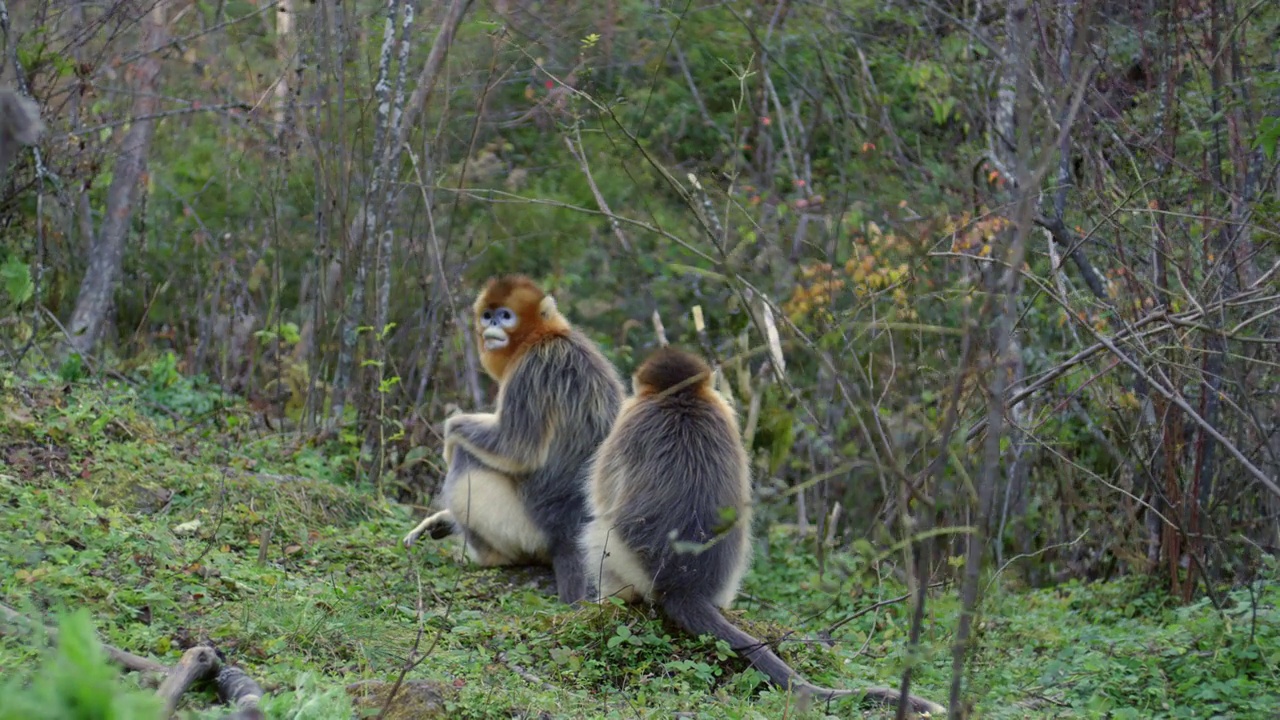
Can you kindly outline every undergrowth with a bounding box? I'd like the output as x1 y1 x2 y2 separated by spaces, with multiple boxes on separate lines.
1 367 1276 718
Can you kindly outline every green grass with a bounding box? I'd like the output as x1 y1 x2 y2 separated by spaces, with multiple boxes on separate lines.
1 368 1276 719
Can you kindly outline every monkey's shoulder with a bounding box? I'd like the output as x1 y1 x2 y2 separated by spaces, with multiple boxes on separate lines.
515 328 621 382
626 393 734 428
611 400 742 463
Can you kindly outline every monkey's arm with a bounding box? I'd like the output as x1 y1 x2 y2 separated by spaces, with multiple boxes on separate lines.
445 410 551 475
444 368 553 475
587 445 630 518
442 411 493 466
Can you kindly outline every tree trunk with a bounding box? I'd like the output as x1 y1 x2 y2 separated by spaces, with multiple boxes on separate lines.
329 0 473 426
274 0 294 128
950 2 1032 715
66 0 166 356
330 0 403 432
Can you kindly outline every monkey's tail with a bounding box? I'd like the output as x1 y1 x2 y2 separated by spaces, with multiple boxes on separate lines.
660 595 946 716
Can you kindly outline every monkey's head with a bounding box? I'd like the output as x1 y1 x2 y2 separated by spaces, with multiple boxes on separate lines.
472 274 569 381
633 346 713 398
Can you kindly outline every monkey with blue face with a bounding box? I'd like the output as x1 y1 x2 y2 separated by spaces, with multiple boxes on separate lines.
403 275 625 605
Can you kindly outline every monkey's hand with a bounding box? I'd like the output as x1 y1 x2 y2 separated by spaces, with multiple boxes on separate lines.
440 409 490 465
444 409 549 477
441 430 470 467
443 411 494 437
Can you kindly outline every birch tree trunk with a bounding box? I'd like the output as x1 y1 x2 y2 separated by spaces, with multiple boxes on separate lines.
374 0 416 338
328 0 404 427
274 0 294 128
66 0 166 356
328 0 473 427
950 2 1032 714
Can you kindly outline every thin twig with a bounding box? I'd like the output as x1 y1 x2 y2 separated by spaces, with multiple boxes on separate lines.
562 130 632 252
823 583 947 636
984 530 1089 595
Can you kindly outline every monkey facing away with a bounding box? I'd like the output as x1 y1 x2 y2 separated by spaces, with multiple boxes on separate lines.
0 88 44 181
403 275 625 605
580 346 946 715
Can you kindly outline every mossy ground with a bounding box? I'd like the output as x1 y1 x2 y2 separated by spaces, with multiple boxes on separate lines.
1 370 1276 719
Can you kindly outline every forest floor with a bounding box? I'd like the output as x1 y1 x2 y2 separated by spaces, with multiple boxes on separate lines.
1 366 1276 719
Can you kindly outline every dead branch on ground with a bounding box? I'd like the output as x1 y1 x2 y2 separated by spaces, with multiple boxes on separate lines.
0 602 267 717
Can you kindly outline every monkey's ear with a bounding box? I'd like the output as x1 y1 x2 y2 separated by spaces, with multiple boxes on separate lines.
539 295 558 318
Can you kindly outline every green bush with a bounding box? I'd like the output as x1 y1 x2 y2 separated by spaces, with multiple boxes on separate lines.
0 610 164 720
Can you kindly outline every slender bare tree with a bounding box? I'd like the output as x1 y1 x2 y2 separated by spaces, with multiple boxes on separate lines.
66 0 167 356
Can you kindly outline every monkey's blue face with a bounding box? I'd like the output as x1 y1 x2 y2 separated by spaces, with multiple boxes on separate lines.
479 306 519 351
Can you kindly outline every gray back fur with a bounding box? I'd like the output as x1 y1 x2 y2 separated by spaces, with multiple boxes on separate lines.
596 388 750 601
504 327 624 546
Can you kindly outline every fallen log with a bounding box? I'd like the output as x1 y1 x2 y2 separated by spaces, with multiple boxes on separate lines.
0 602 268 717
157 646 221 717
215 664 266 714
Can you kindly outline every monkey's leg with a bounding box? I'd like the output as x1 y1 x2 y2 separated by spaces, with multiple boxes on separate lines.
596 568 642 604
551 547 588 605
580 519 649 603
445 447 550 566
457 527 515 567
402 444 510 550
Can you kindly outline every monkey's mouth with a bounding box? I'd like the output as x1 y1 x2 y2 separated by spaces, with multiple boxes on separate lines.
482 327 509 351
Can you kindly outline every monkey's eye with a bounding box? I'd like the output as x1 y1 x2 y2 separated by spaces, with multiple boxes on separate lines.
481 310 493 322
496 308 517 327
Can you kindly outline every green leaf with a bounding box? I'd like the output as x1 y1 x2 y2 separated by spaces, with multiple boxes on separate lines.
280 321 302 344
766 410 795 474
1 256 33 305
665 263 727 282
1256 117 1280 161
0 610 165 720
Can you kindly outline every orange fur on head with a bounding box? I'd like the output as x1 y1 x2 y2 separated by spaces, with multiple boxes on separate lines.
632 345 714 399
473 274 570 382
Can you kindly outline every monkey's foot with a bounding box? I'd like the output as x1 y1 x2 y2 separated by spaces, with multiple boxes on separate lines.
421 510 459 540
401 528 424 549
427 517 456 540
402 510 457 549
